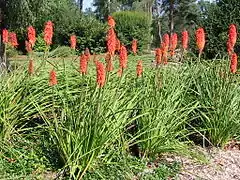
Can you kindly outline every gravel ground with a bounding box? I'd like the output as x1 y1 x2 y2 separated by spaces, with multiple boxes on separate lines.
163 142 240 180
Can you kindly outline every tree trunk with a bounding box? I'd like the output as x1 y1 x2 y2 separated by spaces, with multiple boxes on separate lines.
169 0 174 35
78 0 84 12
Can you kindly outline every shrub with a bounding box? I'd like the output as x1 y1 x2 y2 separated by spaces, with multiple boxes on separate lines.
112 11 151 52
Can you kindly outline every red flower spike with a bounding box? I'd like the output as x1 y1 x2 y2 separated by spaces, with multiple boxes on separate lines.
136 60 143 77
161 42 168 64
108 16 116 28
182 30 189 50
107 28 116 56
27 26 36 48
132 39 138 55
230 53 238 73
155 48 162 65
2 29 8 43
195 28 205 54
119 45 128 69
227 24 237 55
170 33 178 56
9 32 18 47
105 53 114 72
28 59 34 75
96 61 106 88
80 54 88 75
49 69 58 86
25 41 32 53
163 33 170 50
44 21 54 46
70 35 77 50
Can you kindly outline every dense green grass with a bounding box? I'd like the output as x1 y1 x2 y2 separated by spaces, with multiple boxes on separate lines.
0 54 239 179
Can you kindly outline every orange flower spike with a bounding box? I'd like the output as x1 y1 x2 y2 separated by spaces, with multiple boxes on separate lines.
49 69 58 86
25 41 32 53
9 32 18 47
2 29 8 43
108 16 116 28
96 61 106 88
227 24 237 55
161 42 168 65
70 35 77 50
163 33 170 50
119 45 128 69
107 28 116 56
28 59 34 75
230 53 238 74
84 48 91 61
182 30 189 50
155 48 162 65
44 21 54 46
170 33 178 56
80 54 88 75
136 60 143 77
195 27 205 54
27 26 36 47
105 53 114 72
132 39 138 55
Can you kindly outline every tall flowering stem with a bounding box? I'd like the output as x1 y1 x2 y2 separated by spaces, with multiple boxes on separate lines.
108 16 116 28
105 52 113 72
162 33 170 51
25 41 32 53
155 48 162 66
230 53 238 74
27 26 36 48
118 45 128 76
136 60 143 77
84 48 91 62
181 30 189 50
44 21 54 46
115 38 121 53
107 28 116 57
70 35 77 50
49 69 58 86
170 33 178 56
96 61 106 88
9 32 18 47
195 27 205 60
161 42 168 65
2 29 8 44
132 39 137 55
28 59 34 75
227 24 237 55
80 54 88 75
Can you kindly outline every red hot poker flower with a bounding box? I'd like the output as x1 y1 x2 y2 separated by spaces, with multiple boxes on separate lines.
2 29 8 43
105 52 114 72
136 60 143 77
70 35 77 50
84 48 91 61
115 38 121 52
80 54 88 75
27 26 36 47
49 69 58 86
195 27 205 54
108 16 116 28
28 59 34 75
230 53 238 73
182 30 189 50
170 33 178 56
155 48 162 65
119 45 128 69
25 41 32 53
161 42 168 65
44 21 54 46
132 39 137 55
163 33 170 50
9 32 18 47
227 24 237 55
96 61 106 88
107 28 116 56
